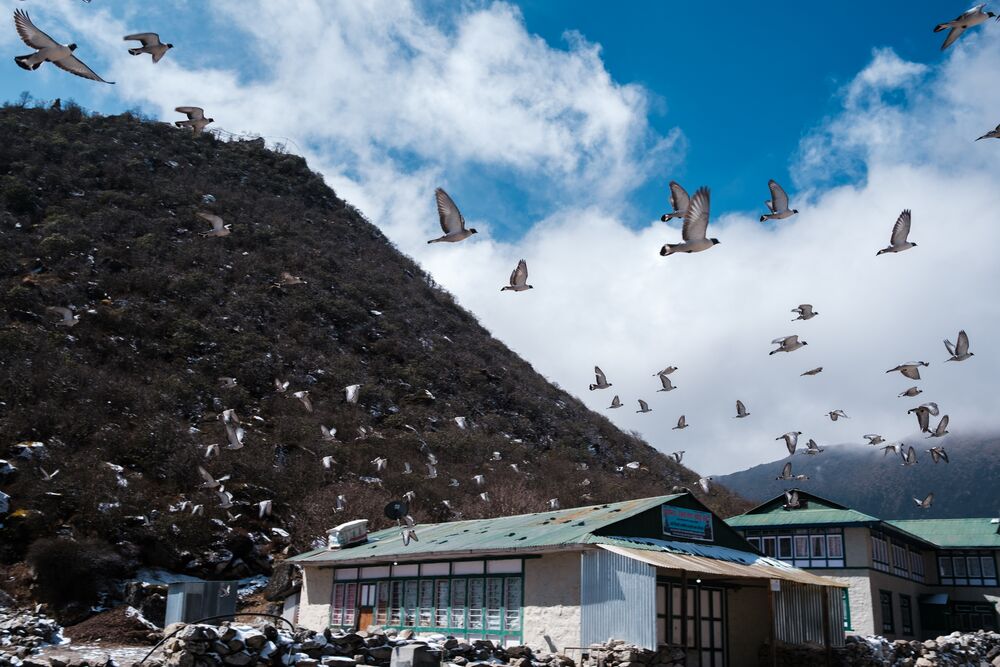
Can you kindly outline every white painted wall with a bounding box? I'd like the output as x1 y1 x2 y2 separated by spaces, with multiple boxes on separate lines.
523 551 582 652
826 572 874 636
297 566 333 631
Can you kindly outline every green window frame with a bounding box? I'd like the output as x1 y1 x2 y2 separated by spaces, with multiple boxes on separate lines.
841 588 852 631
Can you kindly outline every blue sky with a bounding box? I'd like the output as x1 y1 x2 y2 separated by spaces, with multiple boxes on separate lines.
1 0 962 241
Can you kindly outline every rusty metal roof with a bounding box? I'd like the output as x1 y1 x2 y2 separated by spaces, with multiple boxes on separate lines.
597 542 847 588
289 494 683 565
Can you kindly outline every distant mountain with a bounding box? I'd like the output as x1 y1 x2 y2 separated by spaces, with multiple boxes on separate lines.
0 105 750 594
715 433 1000 520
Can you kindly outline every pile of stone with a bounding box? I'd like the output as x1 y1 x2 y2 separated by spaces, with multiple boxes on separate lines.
158 623 578 667
765 629 1000 666
583 640 684 667
0 606 65 666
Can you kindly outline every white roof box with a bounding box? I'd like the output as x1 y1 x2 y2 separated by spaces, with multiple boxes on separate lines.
327 519 369 549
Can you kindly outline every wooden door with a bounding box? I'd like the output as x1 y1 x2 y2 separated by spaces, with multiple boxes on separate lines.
357 583 377 630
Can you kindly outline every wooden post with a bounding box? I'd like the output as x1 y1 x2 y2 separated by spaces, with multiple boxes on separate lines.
768 582 776 667
821 587 832 667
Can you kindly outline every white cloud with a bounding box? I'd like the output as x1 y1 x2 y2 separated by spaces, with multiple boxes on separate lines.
25 2 1000 476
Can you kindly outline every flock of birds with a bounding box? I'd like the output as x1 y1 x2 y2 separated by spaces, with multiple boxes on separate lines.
5 4 997 540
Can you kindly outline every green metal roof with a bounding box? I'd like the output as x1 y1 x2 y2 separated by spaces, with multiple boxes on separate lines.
289 494 684 565
886 519 1000 549
726 507 880 529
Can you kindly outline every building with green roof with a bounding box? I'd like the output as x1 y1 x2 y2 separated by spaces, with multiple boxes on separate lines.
286 493 846 667
725 491 999 641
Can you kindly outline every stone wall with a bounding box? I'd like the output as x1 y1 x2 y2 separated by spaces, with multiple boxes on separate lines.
296 568 333 632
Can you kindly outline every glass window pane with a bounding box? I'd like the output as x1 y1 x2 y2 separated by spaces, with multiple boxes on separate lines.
700 620 710 646
811 535 826 558
404 580 418 626
778 536 793 559
485 578 504 631
940 557 953 577
711 590 722 617
390 581 403 625
418 580 434 627
700 589 709 610
343 583 357 626
468 579 484 630
794 536 809 558
762 536 776 557
657 586 667 615
827 534 843 558
376 582 389 625
656 618 666 644
713 620 723 646
451 579 467 629
954 557 967 577
982 556 997 578
504 577 522 631
672 586 681 610
435 580 449 627
967 557 982 578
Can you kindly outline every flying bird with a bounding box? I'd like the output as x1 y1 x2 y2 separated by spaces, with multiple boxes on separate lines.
13 10 113 83
770 335 807 355
428 188 477 243
803 439 824 455
224 421 244 450
783 490 801 510
174 107 214 136
759 180 798 222
887 362 929 380
344 384 361 404
735 400 750 418
863 434 886 446
657 374 676 392
669 451 684 463
218 377 237 389
372 457 387 472
826 410 849 422
292 390 313 412
944 330 973 362
881 443 901 457
335 495 346 512
124 32 173 63
698 477 712 494
636 399 652 414
801 367 823 376
791 304 818 321
607 395 622 409
877 210 916 255
927 446 949 464
216 488 233 509
672 415 688 430
425 464 438 479
777 431 803 455
899 387 923 398
454 416 467 430
901 446 918 466
934 3 995 50
472 474 485 486
659 187 719 255
775 462 795 480
501 259 533 292
203 444 220 459
197 466 228 490
321 456 335 470
479 492 491 503
274 379 289 393
927 415 949 438
258 499 272 518
547 498 560 510
660 181 690 222
320 425 338 442
913 493 934 509
589 366 612 391
47 306 79 327
39 467 59 482
908 402 939 433
197 212 230 237
976 124 1000 141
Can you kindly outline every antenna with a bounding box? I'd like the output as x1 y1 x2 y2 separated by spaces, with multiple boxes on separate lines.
384 500 409 520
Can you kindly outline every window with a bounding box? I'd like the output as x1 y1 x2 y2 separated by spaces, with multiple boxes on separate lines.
879 590 894 634
827 534 844 559
762 536 776 557
899 595 913 636
777 536 793 560
450 579 466 629
376 582 390 625
841 589 852 631
504 577 522 631
810 534 826 558
485 577 504 631
872 534 890 572
938 553 998 586
468 578 484 630
794 535 810 559
404 580 418 626
389 581 403 625
982 555 998 586
909 549 925 582
746 536 761 551
891 543 909 577
434 580 450 627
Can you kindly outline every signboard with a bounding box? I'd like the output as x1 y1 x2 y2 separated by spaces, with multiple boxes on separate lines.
662 506 714 542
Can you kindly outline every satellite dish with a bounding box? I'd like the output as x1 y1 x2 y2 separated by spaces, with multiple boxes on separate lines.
384 500 409 520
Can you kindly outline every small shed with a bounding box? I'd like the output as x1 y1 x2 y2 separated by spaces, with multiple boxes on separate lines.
164 581 237 626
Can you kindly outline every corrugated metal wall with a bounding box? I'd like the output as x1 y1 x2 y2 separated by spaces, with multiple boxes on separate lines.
773 582 845 647
580 549 656 649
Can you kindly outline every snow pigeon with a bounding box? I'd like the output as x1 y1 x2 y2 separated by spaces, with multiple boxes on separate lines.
428 188 477 243
13 10 113 83
660 187 719 255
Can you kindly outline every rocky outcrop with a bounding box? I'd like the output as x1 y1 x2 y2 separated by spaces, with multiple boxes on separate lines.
583 640 685 667
0 606 65 666
157 623 577 667
765 629 1000 666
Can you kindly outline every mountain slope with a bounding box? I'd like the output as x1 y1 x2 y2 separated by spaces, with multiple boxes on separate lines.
0 104 749 586
715 434 1000 519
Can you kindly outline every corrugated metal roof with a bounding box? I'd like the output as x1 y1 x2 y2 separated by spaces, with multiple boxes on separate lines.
886 518 1000 548
289 494 683 565
725 507 879 528
598 544 846 588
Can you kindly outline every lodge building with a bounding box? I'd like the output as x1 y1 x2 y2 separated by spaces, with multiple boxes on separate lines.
288 493 846 667
725 491 1000 640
